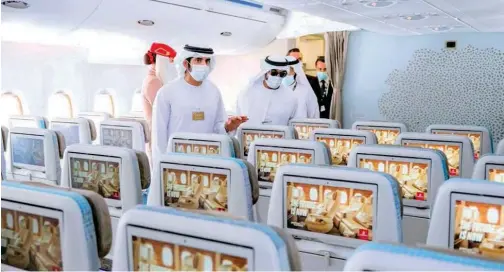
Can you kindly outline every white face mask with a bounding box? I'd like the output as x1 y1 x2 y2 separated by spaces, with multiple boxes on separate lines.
189 64 210 82
265 75 282 89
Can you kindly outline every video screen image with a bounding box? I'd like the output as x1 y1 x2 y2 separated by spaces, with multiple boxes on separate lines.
317 136 364 166
355 126 400 145
174 142 220 156
51 124 80 146
432 130 482 160
131 236 248 271
286 182 373 241
256 149 313 183
11 135 45 168
1 208 62 271
242 131 283 157
359 158 429 201
102 128 133 149
70 157 121 200
403 141 461 177
163 168 228 212
453 200 504 260
293 124 329 140
487 167 504 183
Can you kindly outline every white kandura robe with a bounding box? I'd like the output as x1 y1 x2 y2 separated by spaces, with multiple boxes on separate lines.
152 78 227 157
236 82 307 126
288 82 320 119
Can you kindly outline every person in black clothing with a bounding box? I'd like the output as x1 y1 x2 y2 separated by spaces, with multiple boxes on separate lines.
287 48 321 109
307 56 333 119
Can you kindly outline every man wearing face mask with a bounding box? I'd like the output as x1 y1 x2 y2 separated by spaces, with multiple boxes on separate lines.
308 56 333 119
236 55 306 126
152 45 247 160
283 56 320 118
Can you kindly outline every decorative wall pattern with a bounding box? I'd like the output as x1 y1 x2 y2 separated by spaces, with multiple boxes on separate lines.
379 45 504 147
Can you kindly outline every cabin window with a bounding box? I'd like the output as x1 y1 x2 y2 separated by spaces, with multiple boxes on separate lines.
93 89 115 117
48 91 73 119
340 191 348 204
131 89 143 112
0 92 24 126
32 218 39 234
161 247 173 266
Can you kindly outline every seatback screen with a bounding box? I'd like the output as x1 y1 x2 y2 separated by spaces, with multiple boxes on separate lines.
316 134 365 166
127 226 252 271
242 130 284 157
402 140 462 177
354 126 400 145
1 201 63 271
11 134 45 170
102 127 133 149
173 139 221 156
292 123 329 140
256 147 314 184
432 129 482 160
162 164 230 212
69 154 121 206
486 164 504 183
51 123 80 146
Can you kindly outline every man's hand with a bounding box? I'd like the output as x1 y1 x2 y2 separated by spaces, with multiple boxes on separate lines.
225 115 248 132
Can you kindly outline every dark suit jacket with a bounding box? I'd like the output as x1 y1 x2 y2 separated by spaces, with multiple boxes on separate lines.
307 75 333 119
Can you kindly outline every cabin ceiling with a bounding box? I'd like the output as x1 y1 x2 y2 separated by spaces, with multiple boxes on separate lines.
260 0 504 35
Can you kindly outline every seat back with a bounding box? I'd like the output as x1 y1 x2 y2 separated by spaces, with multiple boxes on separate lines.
427 178 504 253
289 118 340 140
100 118 149 152
348 144 449 209
396 132 475 178
168 132 237 157
9 127 63 185
352 120 407 145
344 242 504 271
112 206 302 271
268 165 403 252
1 181 105 270
50 117 96 145
310 128 377 166
147 153 259 220
77 112 111 144
472 155 504 182
497 139 504 155
236 124 296 159
1 126 7 179
247 138 330 188
426 124 493 160
8 115 47 129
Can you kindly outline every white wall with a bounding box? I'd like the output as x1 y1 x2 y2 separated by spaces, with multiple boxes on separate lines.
1 39 291 117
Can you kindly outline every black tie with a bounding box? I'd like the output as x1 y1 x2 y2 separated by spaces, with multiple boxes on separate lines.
321 80 327 98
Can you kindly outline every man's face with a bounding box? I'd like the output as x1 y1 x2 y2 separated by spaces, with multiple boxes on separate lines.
316 61 327 72
184 57 210 70
288 67 296 76
289 52 303 62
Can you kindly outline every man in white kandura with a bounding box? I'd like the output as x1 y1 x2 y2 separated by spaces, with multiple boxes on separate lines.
152 45 247 159
236 55 306 125
283 56 320 118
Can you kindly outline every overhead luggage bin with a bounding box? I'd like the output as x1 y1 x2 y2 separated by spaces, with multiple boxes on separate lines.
352 120 408 145
112 206 302 271
268 164 403 270
472 154 504 182
310 128 377 166
289 118 340 140
345 242 504 271
236 124 296 159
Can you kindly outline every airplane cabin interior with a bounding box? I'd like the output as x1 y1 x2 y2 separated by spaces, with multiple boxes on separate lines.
1 0 504 271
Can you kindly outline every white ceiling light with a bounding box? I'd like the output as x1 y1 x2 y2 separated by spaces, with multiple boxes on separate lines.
220 31 232 37
137 20 155 26
1 0 29 9
362 0 397 8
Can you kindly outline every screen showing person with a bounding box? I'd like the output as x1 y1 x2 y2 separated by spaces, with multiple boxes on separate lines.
51 123 80 146
293 124 330 140
355 126 400 145
432 130 482 160
242 130 284 157
162 165 230 212
256 147 314 183
402 140 462 177
358 156 429 201
316 135 365 166
285 179 374 242
10 119 39 129
1 202 63 271
102 127 133 149
11 134 45 171
452 198 504 260
69 155 121 205
173 140 221 156
486 164 504 183
128 227 252 271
